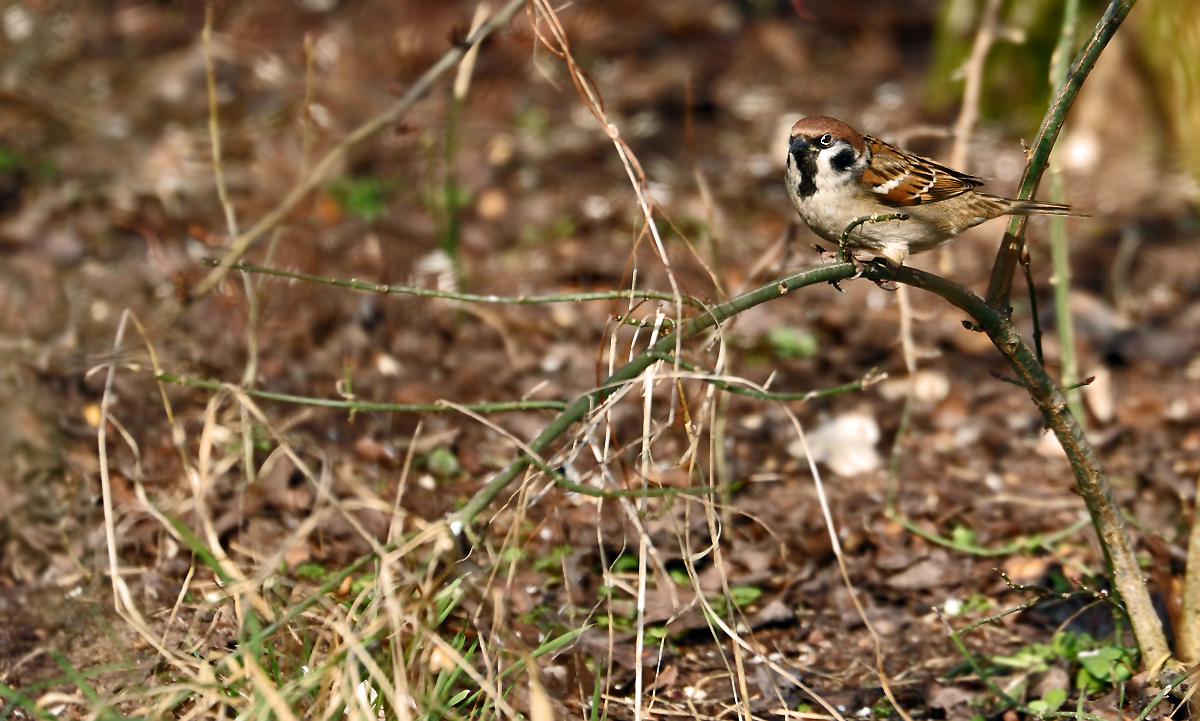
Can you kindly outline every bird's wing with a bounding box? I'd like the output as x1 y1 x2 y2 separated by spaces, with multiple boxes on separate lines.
861 135 983 206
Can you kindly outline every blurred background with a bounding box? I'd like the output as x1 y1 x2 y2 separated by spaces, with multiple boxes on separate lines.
0 0 1198 711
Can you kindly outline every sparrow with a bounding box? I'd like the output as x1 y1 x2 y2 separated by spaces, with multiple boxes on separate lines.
784 116 1074 266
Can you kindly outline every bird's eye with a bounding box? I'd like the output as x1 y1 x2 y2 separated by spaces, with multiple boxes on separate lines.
818 133 834 147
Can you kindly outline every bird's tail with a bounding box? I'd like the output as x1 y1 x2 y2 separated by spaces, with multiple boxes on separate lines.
1002 197 1083 217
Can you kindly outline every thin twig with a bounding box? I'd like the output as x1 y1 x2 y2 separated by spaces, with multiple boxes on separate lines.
440 3 490 275
949 0 1004 172
886 283 918 514
97 313 131 609
837 212 909 262
157 373 567 413
199 260 708 309
646 352 884 402
299 33 315 180
863 263 1170 667
1019 248 1046 365
942 0 1004 274
203 8 261 492
202 6 239 242
1047 0 1085 428
887 509 1090 558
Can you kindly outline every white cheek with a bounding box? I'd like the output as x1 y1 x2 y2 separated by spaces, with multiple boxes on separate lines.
814 152 859 193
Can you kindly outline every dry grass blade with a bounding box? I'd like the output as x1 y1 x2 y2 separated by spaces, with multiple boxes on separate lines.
784 409 914 721
96 311 199 679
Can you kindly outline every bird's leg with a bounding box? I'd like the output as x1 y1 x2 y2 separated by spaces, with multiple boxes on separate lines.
837 212 912 264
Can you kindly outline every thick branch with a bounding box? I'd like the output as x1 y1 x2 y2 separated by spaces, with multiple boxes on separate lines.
449 259 1171 670
861 263 1169 668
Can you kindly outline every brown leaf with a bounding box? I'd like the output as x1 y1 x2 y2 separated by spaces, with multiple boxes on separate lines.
886 558 961 590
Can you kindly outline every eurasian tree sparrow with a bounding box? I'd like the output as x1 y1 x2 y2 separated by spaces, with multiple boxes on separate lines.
785 116 1074 266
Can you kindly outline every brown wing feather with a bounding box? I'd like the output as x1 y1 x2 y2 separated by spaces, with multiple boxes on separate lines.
861 135 983 206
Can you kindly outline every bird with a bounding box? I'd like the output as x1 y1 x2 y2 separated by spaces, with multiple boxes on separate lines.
784 116 1075 266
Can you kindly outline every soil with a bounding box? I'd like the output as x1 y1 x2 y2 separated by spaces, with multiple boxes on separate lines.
0 1 1197 719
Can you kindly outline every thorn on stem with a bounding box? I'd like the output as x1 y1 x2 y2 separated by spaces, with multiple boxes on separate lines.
1060 376 1095 392
989 370 1029 390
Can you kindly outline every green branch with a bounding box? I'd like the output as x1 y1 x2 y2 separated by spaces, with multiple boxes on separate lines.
157 373 568 413
449 263 857 528
199 260 708 310
448 257 1170 671
838 212 909 262
647 351 883 402
858 262 1169 668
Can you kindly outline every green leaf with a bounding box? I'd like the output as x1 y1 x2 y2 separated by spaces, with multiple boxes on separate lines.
644 625 666 642
766 327 819 359
963 592 993 613
0 147 24 172
294 563 328 580
329 176 389 221
435 574 469 624
991 643 1052 671
727 586 763 608
1051 629 1086 659
950 525 977 547
532 544 573 573
426 446 461 477
1042 686 1068 711
1076 666 1103 693
514 106 550 137
611 554 639 573
531 625 591 657
350 572 377 597
1077 646 1132 684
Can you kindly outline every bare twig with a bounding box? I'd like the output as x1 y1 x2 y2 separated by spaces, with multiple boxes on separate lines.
949 0 1004 172
885 284 918 512
862 262 1171 669
299 33 315 180
157 373 567 413
1047 0 1085 426
96 313 199 677
199 260 707 309
940 0 1003 274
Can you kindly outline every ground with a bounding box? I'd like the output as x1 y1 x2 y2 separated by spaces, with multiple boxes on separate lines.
0 1 1197 719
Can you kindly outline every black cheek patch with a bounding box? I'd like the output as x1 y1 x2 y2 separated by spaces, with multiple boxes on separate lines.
792 151 818 198
831 148 856 172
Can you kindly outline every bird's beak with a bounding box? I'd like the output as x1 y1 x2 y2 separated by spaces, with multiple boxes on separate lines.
788 136 813 157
